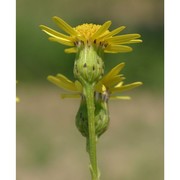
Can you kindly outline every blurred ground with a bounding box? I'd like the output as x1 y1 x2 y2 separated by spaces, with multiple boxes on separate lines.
16 84 163 180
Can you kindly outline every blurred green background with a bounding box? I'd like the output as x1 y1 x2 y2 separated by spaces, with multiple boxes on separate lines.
16 0 164 180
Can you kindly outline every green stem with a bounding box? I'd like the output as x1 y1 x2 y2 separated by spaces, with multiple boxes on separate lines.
84 84 99 180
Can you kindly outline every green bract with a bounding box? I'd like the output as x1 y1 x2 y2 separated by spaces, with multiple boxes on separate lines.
74 45 104 85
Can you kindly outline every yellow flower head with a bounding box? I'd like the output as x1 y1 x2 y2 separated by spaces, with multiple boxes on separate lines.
47 63 142 100
40 16 142 54
95 63 142 100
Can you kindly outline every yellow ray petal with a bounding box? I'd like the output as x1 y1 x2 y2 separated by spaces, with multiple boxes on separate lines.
95 81 104 93
49 37 74 46
56 74 77 90
39 25 73 41
64 47 77 53
122 39 143 44
53 16 78 36
91 21 112 40
104 75 125 88
107 34 141 44
111 82 143 93
114 81 124 88
105 45 132 53
101 63 125 84
74 80 83 92
47 75 77 92
99 26 126 39
110 96 131 100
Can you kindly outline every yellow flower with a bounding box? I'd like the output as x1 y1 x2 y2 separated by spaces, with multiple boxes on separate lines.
40 16 142 54
47 63 142 100
95 62 142 100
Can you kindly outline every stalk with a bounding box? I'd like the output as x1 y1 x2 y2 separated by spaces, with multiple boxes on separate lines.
84 83 99 180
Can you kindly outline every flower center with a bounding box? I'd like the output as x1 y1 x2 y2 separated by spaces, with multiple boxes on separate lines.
74 23 109 41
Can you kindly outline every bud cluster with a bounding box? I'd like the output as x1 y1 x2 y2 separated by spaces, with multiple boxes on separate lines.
76 91 109 140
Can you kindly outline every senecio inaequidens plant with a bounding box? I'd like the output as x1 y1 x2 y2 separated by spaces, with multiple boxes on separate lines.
40 16 143 180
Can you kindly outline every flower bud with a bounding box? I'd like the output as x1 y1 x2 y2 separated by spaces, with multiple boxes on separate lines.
74 45 104 85
75 92 109 139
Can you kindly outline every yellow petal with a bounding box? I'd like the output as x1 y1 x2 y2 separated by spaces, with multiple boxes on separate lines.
47 75 77 92
74 80 83 92
122 39 143 44
91 21 112 40
95 81 104 93
49 37 74 46
56 74 77 89
104 75 125 88
105 45 132 53
64 47 77 53
114 81 124 88
110 96 131 100
99 26 126 39
53 16 78 36
107 34 141 44
39 25 73 41
101 63 125 84
111 82 143 93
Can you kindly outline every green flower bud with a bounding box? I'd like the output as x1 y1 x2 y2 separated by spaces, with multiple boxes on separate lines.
74 45 104 85
75 92 109 139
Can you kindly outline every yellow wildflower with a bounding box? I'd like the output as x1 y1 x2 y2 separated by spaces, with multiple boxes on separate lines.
95 62 142 100
47 63 142 100
40 16 142 54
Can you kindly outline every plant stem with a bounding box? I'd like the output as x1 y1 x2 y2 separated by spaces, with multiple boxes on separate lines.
84 84 99 180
